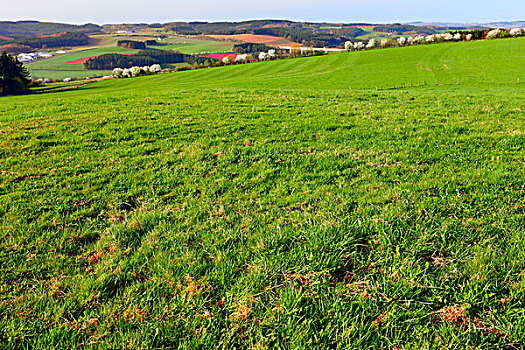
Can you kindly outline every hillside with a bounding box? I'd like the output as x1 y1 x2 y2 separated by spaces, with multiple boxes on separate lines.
1 38 525 349
0 21 101 38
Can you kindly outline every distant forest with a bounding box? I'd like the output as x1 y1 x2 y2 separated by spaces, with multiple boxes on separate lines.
0 21 101 38
14 32 90 49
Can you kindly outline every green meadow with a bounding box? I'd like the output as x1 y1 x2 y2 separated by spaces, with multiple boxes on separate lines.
1 38 524 349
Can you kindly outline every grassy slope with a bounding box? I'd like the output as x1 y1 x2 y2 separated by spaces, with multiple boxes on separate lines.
1 38 525 349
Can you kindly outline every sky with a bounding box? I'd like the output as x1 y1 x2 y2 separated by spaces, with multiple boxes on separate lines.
1 0 524 25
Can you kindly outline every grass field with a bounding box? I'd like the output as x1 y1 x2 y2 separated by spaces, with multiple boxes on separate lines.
1 37 524 349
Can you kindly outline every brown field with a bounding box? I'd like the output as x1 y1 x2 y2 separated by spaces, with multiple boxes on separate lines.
205 34 299 46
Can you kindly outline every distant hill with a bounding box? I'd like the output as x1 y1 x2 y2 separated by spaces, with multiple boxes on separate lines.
103 20 438 47
0 21 101 38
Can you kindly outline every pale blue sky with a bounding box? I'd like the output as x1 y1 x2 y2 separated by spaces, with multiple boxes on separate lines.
1 0 524 24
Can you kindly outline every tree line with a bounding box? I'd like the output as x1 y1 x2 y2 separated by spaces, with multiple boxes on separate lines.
84 50 215 70
232 43 274 54
14 32 89 49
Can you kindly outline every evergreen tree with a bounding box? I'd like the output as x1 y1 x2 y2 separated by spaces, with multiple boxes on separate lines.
0 51 31 96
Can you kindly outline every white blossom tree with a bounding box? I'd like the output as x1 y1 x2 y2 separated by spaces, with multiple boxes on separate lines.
149 64 162 73
466 34 473 41
453 33 462 41
444 33 454 41
353 42 365 50
397 37 407 46
112 68 123 77
487 29 501 39
222 55 232 64
344 41 353 51
413 35 425 44
366 38 377 49
510 28 524 37
130 66 142 76
235 54 248 63
258 52 270 60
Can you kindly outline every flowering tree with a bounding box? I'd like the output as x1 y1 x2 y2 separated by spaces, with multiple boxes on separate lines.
258 52 270 60
510 28 524 37
235 54 248 63
353 42 365 50
413 36 425 44
149 64 162 73
268 49 277 59
397 37 407 46
366 38 377 49
222 55 232 65
466 34 473 41
344 41 353 51
487 29 501 39
130 66 142 76
112 68 123 77
453 33 462 41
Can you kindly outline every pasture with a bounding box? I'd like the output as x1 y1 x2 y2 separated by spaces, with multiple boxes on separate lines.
1 37 524 349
